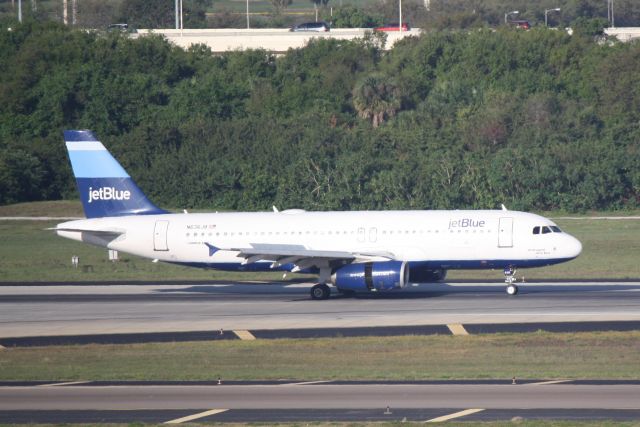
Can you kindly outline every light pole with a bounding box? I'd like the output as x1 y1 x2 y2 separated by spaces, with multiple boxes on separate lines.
505 10 519 24
175 0 179 29
399 0 403 32
246 0 250 29
608 0 615 28
545 8 561 27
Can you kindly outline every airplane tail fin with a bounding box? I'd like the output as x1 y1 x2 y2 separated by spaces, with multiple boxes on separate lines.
64 130 167 218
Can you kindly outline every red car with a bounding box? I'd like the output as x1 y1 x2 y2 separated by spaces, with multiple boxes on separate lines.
374 23 410 32
509 20 530 30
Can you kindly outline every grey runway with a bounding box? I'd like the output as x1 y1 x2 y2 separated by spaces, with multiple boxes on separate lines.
0 381 640 424
1 383 640 423
2 383 640 410
1 281 639 339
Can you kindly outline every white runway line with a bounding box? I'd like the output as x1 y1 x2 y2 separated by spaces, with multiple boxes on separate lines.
38 381 91 387
530 380 573 385
282 380 331 386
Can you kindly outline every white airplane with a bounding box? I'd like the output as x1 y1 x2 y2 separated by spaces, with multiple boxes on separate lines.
55 130 582 300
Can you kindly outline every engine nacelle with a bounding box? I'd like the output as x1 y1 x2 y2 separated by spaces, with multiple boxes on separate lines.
409 267 447 283
331 261 408 292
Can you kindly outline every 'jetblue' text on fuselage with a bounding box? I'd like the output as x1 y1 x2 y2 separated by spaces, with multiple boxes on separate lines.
448 218 486 229
88 187 131 203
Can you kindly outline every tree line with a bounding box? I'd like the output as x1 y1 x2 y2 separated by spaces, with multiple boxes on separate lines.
0 19 638 212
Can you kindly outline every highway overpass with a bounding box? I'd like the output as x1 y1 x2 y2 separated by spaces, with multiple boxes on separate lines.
135 28 420 53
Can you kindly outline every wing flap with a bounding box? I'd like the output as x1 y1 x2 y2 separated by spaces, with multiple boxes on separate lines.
204 242 395 271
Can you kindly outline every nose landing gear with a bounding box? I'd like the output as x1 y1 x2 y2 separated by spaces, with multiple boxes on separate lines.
504 266 518 295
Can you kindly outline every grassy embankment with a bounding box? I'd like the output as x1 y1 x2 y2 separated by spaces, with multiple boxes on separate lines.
0 201 638 282
0 331 639 381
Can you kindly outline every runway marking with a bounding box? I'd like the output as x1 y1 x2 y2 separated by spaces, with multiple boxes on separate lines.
233 330 256 340
38 381 91 387
530 379 573 385
165 409 228 424
282 380 331 386
447 323 469 336
425 408 484 422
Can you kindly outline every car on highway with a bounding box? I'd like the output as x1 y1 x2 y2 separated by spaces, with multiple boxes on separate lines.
290 22 330 32
374 23 410 31
509 20 531 30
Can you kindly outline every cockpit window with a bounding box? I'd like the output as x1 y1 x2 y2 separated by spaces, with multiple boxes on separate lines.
541 226 551 234
550 226 562 233
533 226 540 235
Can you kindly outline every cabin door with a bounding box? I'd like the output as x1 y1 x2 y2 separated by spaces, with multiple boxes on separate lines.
498 217 513 248
153 220 169 251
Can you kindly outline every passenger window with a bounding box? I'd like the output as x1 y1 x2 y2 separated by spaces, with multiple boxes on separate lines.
533 226 540 235
542 226 551 234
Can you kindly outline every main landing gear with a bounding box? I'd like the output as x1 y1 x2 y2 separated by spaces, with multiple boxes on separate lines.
504 266 518 296
310 268 332 300
310 283 331 300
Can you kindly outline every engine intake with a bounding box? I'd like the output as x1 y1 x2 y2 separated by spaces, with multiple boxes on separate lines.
408 268 447 283
331 261 408 292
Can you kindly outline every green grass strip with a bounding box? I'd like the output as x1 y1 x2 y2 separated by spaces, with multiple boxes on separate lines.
1 331 639 381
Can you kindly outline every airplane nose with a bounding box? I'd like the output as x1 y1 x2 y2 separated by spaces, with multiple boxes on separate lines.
567 235 582 258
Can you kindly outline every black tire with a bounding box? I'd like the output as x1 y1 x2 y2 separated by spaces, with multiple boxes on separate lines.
310 284 331 300
506 284 519 296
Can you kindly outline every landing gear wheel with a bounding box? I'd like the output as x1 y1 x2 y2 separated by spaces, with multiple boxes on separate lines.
506 284 519 296
310 283 331 300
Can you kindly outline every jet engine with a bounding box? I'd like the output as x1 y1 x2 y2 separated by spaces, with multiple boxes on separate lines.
331 261 408 292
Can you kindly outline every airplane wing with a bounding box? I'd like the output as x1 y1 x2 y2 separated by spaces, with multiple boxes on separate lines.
204 242 395 272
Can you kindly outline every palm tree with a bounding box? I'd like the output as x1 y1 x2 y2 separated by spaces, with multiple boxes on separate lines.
271 0 292 14
352 74 401 128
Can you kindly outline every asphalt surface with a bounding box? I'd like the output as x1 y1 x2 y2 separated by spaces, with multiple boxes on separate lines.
1 280 639 340
1 281 639 423
0 383 639 423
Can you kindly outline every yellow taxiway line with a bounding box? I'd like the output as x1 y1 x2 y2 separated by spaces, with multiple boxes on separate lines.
425 408 485 422
233 330 256 340
447 323 470 336
165 409 229 424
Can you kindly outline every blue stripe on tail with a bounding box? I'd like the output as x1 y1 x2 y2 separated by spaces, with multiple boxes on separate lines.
64 130 167 218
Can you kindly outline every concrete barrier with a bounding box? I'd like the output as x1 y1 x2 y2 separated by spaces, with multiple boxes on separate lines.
136 28 421 53
604 27 640 42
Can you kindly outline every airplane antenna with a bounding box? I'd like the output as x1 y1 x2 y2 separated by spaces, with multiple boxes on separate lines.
501 204 508 211
272 206 279 213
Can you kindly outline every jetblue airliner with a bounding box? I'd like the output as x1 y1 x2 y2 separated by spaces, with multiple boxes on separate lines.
55 130 582 299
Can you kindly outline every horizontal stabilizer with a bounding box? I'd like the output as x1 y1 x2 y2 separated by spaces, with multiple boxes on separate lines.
49 227 124 236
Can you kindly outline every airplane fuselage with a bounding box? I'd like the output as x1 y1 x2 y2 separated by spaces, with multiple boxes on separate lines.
57 209 582 273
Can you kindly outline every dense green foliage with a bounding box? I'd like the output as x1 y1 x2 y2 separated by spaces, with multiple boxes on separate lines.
0 20 638 211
